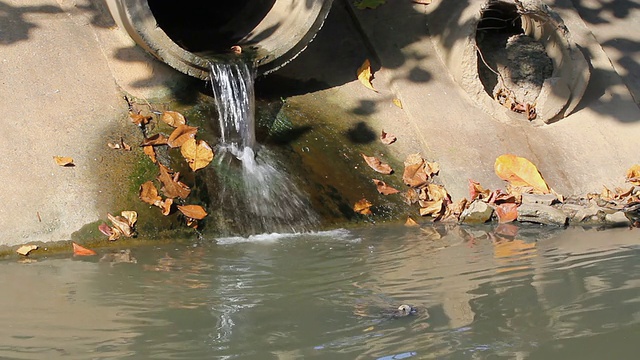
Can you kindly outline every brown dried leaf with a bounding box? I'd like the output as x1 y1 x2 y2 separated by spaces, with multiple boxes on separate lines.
141 134 168 146
419 200 444 217
354 198 373 215
53 156 74 167
130 112 152 127
405 217 419 226
362 153 393 174
98 223 113 237
468 179 490 201
161 198 173 216
425 162 439 177
380 130 397 145
158 164 191 199
139 181 163 206
161 111 186 128
626 164 640 185
16 244 38 256
372 179 400 195
449 198 469 218
168 124 198 148
357 59 377 92
402 153 428 188
404 188 420 205
121 211 138 228
425 183 450 203
495 203 518 223
181 138 214 171
177 204 208 220
143 145 157 164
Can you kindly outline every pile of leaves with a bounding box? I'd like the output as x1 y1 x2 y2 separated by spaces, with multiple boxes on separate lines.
97 107 214 241
356 133 640 226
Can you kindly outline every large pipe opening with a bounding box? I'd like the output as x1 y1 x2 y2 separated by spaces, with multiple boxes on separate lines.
147 0 277 54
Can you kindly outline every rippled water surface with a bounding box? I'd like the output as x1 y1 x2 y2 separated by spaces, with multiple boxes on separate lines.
1 225 639 359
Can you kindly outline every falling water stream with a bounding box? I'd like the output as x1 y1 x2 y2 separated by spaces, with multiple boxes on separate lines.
209 60 318 235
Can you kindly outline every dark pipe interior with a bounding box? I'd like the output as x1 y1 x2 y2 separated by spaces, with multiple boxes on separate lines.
147 0 277 54
475 1 523 99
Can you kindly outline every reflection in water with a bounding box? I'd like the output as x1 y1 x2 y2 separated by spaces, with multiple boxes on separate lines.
0 226 638 359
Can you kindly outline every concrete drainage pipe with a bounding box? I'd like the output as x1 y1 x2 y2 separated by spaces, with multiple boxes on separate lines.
105 0 334 80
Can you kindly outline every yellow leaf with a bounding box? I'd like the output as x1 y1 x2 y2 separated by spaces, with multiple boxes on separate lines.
181 138 214 171
357 59 377 92
405 217 419 226
626 164 640 185
53 156 74 167
392 98 403 109
354 198 373 215
16 244 38 256
494 154 550 194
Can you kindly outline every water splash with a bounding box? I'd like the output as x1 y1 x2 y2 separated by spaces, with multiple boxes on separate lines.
209 60 318 235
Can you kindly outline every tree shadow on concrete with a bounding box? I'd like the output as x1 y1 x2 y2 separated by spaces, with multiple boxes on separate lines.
0 1 62 45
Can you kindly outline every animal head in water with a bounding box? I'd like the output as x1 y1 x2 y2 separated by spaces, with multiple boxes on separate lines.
395 304 417 317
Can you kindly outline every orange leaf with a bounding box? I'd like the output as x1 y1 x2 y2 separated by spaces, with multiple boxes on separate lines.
72 242 97 256
626 164 640 185
380 130 397 145
53 156 74 167
357 59 377 92
143 145 157 164
168 124 198 148
372 179 400 195
129 112 152 127
405 217 419 226
139 181 163 206
161 111 186 127
468 179 490 200
354 198 373 215
495 203 518 223
494 154 550 194
362 153 393 174
181 138 214 171
177 204 207 220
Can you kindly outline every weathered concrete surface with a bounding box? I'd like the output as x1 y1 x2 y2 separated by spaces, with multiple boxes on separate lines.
0 0 186 246
2 0 640 245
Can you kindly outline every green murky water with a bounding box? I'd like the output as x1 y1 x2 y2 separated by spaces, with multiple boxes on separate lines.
1 225 639 359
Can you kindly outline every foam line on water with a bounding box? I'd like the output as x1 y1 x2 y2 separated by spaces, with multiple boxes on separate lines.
215 229 358 245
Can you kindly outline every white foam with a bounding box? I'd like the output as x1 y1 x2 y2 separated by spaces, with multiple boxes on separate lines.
215 229 358 245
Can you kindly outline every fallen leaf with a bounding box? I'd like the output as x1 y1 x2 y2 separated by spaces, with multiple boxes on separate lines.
403 153 428 187
108 137 131 151
419 200 444 217
495 203 518 223
494 154 550 194
143 145 157 163
362 153 393 174
357 59 377 92
158 164 191 199
168 124 198 148
177 204 208 220
139 181 163 206
98 223 113 237
372 179 400 195
16 244 38 256
107 213 134 238
181 138 214 171
488 189 517 204
626 164 640 185
355 0 386 10
161 198 173 216
423 183 450 203
404 188 420 205
141 133 168 146
72 242 97 256
380 130 397 145
446 198 469 219
405 217 419 226
130 112 152 127
469 179 490 200
161 111 186 127
53 156 74 167
392 98 403 109
108 142 121 150
230 45 242 54
424 161 440 177
354 198 373 215
121 211 138 228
